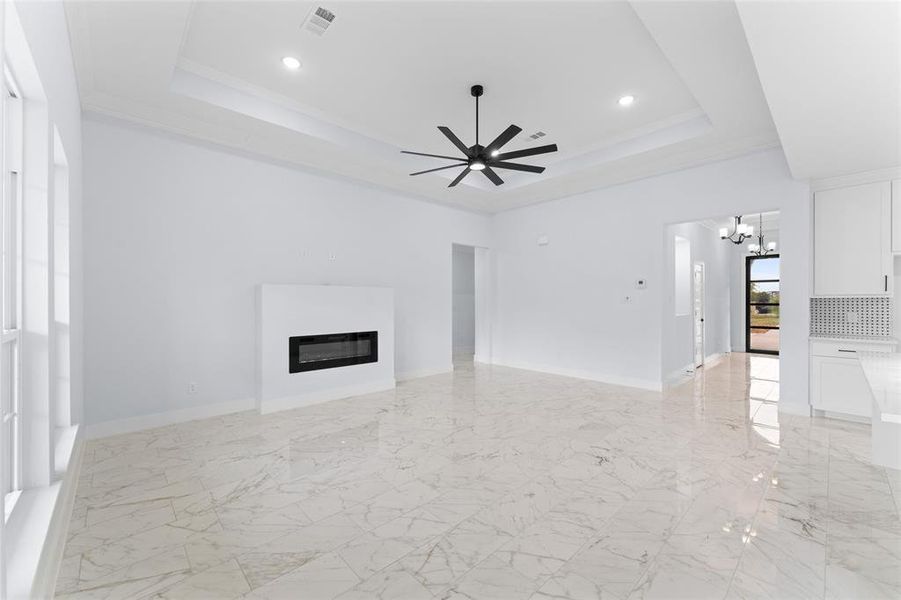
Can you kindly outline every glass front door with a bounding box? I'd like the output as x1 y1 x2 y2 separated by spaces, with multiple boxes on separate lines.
746 255 780 355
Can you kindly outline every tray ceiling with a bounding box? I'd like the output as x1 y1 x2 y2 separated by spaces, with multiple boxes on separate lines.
66 1 781 213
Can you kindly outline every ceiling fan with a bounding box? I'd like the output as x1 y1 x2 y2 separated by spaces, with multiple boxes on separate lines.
402 84 558 188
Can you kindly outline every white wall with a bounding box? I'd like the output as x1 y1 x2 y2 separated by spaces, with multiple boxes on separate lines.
662 222 732 382
82 117 491 428
256 285 395 414
491 149 811 413
673 236 691 317
452 245 475 355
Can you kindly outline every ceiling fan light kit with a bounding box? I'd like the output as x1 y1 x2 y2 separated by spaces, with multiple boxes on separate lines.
402 84 559 188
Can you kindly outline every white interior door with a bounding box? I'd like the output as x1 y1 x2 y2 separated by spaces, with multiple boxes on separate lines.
693 262 705 368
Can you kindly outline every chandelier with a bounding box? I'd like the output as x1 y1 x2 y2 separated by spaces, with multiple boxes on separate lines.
719 216 753 244
747 213 777 256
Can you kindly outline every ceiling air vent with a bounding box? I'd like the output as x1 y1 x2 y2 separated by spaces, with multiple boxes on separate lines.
527 131 546 141
303 7 336 36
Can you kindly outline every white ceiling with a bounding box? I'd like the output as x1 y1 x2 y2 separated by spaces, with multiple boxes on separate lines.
737 0 900 180
66 1 783 213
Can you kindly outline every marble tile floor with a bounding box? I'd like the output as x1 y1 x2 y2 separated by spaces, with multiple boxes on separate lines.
58 354 900 599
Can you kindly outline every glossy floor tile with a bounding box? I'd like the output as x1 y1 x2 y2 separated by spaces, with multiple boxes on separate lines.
58 355 900 599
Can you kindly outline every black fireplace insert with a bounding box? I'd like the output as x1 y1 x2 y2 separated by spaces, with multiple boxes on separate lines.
288 331 378 373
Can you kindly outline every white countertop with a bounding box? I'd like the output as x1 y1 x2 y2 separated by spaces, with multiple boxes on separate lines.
809 334 898 345
858 351 901 424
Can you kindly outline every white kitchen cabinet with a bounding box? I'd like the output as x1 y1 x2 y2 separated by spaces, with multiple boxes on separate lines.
810 355 874 418
893 179 901 254
814 181 892 295
809 338 897 419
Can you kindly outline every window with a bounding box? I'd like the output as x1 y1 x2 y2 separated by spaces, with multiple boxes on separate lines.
1 72 23 520
746 255 780 355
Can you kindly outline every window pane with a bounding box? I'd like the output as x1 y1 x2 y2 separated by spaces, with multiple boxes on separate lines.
750 257 779 281
750 304 780 327
1 342 14 496
3 171 18 330
750 282 780 304
750 328 780 352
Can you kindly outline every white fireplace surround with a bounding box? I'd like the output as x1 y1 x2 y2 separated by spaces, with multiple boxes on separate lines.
255 284 396 414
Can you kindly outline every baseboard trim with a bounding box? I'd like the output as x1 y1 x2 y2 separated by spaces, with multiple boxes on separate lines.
396 365 453 381
664 363 696 388
84 365 451 438
34 428 84 599
489 359 662 392
85 397 256 439
781 403 813 417
704 352 726 367
259 379 396 414
664 352 730 388
816 408 869 424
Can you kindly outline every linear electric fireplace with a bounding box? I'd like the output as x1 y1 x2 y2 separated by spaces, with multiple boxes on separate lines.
288 331 378 373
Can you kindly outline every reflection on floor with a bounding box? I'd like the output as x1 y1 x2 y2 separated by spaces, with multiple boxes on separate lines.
59 354 899 599
748 354 780 447
452 353 474 370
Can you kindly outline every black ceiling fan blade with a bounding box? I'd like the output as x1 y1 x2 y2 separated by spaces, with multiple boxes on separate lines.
481 166 504 186
448 167 471 187
438 126 472 157
490 161 545 174
494 143 558 161
410 164 467 176
484 124 522 154
401 150 468 162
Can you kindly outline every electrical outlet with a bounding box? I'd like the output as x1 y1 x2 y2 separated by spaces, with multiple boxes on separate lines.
188 382 198 395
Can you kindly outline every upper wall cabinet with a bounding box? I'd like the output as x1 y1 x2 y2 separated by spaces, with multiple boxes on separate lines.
893 179 901 254
814 181 892 296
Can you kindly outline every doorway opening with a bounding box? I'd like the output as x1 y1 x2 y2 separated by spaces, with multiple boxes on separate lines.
452 245 475 364
662 210 780 385
451 243 491 369
746 254 780 355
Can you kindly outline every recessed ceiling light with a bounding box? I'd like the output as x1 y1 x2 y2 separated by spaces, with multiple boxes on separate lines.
490 150 499 157
281 56 301 70
618 95 635 107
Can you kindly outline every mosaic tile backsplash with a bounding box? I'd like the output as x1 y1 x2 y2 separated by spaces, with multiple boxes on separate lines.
810 297 893 338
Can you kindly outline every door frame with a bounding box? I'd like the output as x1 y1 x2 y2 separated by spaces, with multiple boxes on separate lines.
745 254 780 356
450 243 492 365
